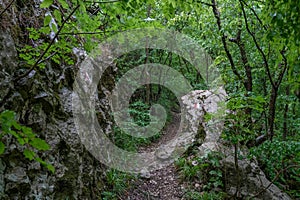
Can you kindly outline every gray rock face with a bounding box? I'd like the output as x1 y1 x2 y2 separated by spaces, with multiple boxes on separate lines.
181 87 227 153
0 67 112 199
0 30 18 74
0 24 114 200
219 145 291 199
182 88 291 199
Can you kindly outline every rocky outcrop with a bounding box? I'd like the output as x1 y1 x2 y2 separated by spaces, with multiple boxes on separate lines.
0 51 112 199
222 146 291 200
0 3 115 198
182 88 291 199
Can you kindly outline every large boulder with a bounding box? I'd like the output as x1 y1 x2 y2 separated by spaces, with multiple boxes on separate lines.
221 146 291 199
181 88 291 199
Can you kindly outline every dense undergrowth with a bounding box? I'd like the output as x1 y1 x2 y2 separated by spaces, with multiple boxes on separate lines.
175 151 227 200
250 139 300 198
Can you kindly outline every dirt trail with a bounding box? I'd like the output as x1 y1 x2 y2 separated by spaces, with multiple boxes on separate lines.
123 113 185 200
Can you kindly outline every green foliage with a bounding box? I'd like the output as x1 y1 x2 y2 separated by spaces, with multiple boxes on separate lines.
40 0 53 8
128 101 151 127
101 191 117 200
183 189 225 200
250 139 300 198
0 141 5 154
175 157 202 181
0 110 54 173
176 151 224 192
102 169 135 200
263 0 300 44
111 101 161 152
112 126 151 152
58 0 69 9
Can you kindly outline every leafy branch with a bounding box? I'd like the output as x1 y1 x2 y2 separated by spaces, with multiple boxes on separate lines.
0 110 54 173
239 0 274 88
14 4 80 82
58 30 123 35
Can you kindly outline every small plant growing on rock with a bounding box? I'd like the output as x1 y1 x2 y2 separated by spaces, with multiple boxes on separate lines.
175 151 225 199
0 110 54 173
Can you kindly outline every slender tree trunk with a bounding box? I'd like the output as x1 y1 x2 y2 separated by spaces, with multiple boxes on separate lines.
282 89 289 179
283 85 289 140
239 40 253 123
268 87 278 141
234 142 240 198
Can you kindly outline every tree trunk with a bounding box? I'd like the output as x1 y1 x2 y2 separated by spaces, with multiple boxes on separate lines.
283 85 289 140
268 87 278 141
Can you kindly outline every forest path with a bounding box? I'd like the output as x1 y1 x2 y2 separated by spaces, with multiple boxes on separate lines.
122 113 185 200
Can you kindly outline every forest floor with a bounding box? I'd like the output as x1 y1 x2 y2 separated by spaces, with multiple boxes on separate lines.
122 113 186 200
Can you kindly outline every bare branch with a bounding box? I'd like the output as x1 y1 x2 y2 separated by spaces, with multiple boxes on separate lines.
0 0 15 17
37 52 57 65
276 50 288 88
240 0 267 31
211 0 242 81
239 0 275 89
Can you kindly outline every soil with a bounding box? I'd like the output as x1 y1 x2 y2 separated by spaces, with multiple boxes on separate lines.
122 113 186 200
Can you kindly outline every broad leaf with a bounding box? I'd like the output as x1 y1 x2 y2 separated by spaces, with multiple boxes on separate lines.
58 0 69 9
30 138 50 151
23 149 35 161
40 0 53 8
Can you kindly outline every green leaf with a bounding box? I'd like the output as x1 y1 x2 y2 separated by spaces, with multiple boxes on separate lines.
51 23 58 33
39 27 51 34
0 110 15 131
0 110 15 120
0 142 5 154
53 10 62 25
9 130 24 144
40 0 53 8
12 121 21 130
21 126 35 139
29 138 50 151
35 157 55 173
35 157 46 165
17 137 25 145
44 15 52 27
46 164 55 173
58 0 69 9
209 170 217 175
23 149 35 161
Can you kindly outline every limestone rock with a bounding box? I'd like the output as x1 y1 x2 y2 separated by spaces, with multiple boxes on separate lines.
182 88 291 199
218 145 291 199
0 2 114 197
